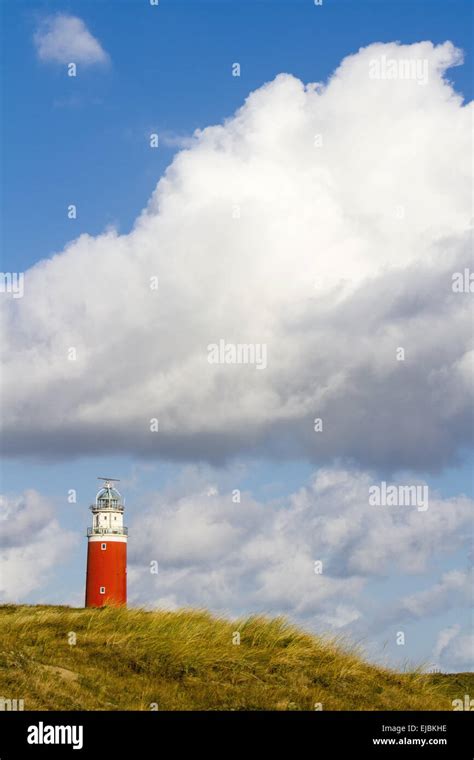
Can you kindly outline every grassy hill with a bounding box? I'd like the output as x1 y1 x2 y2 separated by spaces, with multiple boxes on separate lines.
0 604 471 711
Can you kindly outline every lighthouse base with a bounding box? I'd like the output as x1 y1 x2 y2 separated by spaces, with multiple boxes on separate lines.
85 536 127 608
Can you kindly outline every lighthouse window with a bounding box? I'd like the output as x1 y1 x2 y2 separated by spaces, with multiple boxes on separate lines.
99 586 106 595
101 543 107 550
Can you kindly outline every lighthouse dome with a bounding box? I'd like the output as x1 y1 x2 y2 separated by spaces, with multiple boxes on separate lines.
96 484 122 507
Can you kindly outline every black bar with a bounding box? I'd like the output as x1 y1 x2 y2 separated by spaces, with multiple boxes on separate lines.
0 711 472 757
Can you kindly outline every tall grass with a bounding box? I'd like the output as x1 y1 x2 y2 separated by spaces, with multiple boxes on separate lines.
0 605 470 711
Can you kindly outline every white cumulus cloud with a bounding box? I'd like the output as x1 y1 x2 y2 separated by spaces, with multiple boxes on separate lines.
34 14 109 66
434 625 473 671
0 490 77 601
1 41 472 469
127 467 472 637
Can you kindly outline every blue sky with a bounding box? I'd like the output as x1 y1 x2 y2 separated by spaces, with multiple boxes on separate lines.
2 0 473 272
0 0 473 675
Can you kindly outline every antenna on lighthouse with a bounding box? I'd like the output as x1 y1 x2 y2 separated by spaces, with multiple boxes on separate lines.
97 477 120 488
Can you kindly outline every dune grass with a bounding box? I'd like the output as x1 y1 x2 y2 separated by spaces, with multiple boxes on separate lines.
0 604 470 711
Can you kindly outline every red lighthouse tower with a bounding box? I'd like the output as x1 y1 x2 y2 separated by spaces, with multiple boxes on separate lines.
85 478 128 607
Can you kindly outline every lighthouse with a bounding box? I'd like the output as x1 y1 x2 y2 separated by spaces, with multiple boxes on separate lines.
85 478 128 607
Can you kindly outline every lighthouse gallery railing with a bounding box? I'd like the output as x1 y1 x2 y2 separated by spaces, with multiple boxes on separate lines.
87 527 128 536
